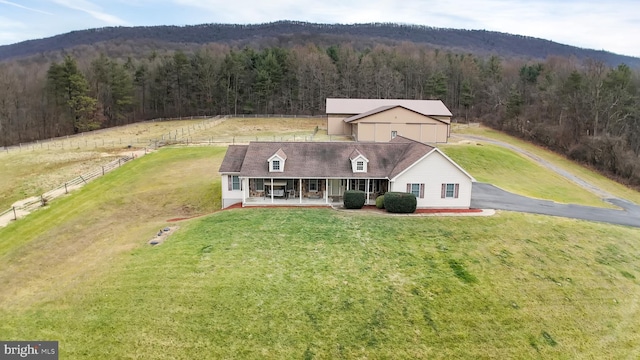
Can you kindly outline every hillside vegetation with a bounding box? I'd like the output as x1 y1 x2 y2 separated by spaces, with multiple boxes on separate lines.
1 21 637 65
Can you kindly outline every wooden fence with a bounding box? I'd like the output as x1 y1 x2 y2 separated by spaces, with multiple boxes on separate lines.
0 154 135 227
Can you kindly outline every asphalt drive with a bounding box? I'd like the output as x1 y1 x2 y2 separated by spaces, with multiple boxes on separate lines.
471 182 640 228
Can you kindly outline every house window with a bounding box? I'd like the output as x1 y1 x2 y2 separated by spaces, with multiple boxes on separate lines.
356 161 364 171
272 160 280 171
309 179 319 192
441 183 459 198
410 184 420 197
391 131 397 139
232 175 240 190
255 178 264 191
407 183 424 198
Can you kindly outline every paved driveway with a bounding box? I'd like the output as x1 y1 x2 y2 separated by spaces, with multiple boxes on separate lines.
471 183 640 228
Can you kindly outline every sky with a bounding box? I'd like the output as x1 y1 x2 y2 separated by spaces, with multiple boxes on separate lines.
1 0 639 57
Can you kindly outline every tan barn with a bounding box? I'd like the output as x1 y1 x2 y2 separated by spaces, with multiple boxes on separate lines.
326 98 452 143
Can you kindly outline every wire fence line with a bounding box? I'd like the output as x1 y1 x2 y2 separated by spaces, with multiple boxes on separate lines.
1 114 327 154
0 115 225 154
0 154 135 227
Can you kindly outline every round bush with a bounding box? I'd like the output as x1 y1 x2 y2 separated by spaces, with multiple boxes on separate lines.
343 190 366 209
384 192 417 213
375 194 385 209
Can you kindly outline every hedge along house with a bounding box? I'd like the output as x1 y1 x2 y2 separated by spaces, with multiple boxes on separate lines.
326 98 453 143
219 136 475 209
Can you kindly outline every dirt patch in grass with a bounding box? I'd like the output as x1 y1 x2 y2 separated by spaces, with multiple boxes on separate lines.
148 226 179 246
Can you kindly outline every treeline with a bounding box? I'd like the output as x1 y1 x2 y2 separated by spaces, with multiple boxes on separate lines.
0 42 639 185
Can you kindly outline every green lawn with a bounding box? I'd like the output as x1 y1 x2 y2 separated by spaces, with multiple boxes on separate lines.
453 124 640 205
2 208 639 358
442 143 615 207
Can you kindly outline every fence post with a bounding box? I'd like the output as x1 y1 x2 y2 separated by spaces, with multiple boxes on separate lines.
65 183 68 194
13 207 17 220
119 158 122 167
80 175 87 184
102 166 105 175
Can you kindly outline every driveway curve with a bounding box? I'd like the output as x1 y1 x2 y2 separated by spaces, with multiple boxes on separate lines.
471 183 640 228
456 133 640 228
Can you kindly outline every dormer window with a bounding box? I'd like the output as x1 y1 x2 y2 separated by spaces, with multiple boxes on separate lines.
350 149 369 173
268 148 287 172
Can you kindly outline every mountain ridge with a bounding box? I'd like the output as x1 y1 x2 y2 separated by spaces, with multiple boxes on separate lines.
1 20 638 66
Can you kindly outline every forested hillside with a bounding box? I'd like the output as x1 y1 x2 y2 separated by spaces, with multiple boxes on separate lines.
1 21 639 66
0 27 639 187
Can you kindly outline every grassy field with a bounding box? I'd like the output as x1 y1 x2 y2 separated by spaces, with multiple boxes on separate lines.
2 206 640 358
1 143 640 358
195 117 325 140
0 147 224 309
453 124 640 205
0 117 322 211
441 143 615 208
0 118 216 210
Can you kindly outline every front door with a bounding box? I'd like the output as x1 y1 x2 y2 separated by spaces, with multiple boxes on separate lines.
330 179 342 196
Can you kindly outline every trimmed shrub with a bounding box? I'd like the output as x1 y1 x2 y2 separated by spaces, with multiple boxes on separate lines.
344 190 366 209
384 191 417 213
375 194 385 209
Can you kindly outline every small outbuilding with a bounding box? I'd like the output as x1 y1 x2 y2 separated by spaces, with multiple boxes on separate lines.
326 98 452 143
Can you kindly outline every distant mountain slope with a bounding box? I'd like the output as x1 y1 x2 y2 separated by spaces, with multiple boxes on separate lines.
1 20 638 66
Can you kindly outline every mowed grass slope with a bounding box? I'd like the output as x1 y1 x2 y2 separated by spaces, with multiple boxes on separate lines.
442 144 615 207
453 124 640 205
0 147 224 309
2 207 640 358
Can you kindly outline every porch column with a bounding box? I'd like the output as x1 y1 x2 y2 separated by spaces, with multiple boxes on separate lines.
299 178 302 204
270 178 274 204
366 178 370 205
325 178 329 204
242 177 247 207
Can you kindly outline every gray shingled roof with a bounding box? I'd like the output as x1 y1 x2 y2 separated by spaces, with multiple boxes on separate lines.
219 137 434 179
326 98 452 117
219 145 249 173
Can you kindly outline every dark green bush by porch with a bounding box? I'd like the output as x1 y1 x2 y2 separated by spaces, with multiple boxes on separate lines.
344 190 366 209
384 192 417 213
375 194 385 209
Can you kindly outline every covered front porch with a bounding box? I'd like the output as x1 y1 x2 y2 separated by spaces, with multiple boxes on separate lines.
240 177 388 206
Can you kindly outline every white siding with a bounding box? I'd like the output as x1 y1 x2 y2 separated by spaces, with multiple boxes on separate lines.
221 173 243 208
390 151 473 208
